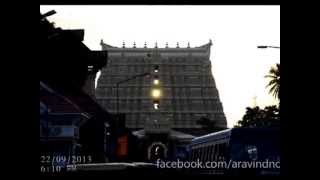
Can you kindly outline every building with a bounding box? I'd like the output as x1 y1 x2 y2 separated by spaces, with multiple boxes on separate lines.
40 81 90 156
96 40 227 135
40 11 111 163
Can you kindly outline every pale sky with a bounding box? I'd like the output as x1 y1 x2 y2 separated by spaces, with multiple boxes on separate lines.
40 5 280 128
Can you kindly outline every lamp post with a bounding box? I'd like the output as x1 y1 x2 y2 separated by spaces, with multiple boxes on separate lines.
113 72 152 161
115 65 160 116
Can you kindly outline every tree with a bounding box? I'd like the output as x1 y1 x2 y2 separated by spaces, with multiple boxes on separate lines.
265 63 280 101
235 105 279 128
235 63 280 128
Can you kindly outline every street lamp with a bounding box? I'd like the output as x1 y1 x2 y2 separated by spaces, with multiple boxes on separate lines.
257 45 280 49
115 65 161 114
113 72 151 153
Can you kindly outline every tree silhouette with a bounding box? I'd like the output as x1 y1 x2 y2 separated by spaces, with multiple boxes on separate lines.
265 63 280 101
235 105 279 128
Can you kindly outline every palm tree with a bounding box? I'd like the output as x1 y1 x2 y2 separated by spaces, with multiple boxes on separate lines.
265 63 280 100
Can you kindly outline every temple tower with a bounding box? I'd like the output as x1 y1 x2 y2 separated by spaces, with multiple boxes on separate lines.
96 40 227 135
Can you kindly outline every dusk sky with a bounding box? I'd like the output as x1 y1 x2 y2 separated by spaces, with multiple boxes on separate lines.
40 5 280 127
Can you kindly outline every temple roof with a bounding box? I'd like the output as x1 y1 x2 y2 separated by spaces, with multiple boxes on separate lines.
100 39 213 52
40 81 85 114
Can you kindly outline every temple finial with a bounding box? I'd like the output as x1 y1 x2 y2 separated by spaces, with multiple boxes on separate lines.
187 42 190 48
122 41 125 48
155 41 158 48
176 42 179 48
133 41 136 48
165 42 168 48
100 39 104 45
209 39 212 45
144 42 147 48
